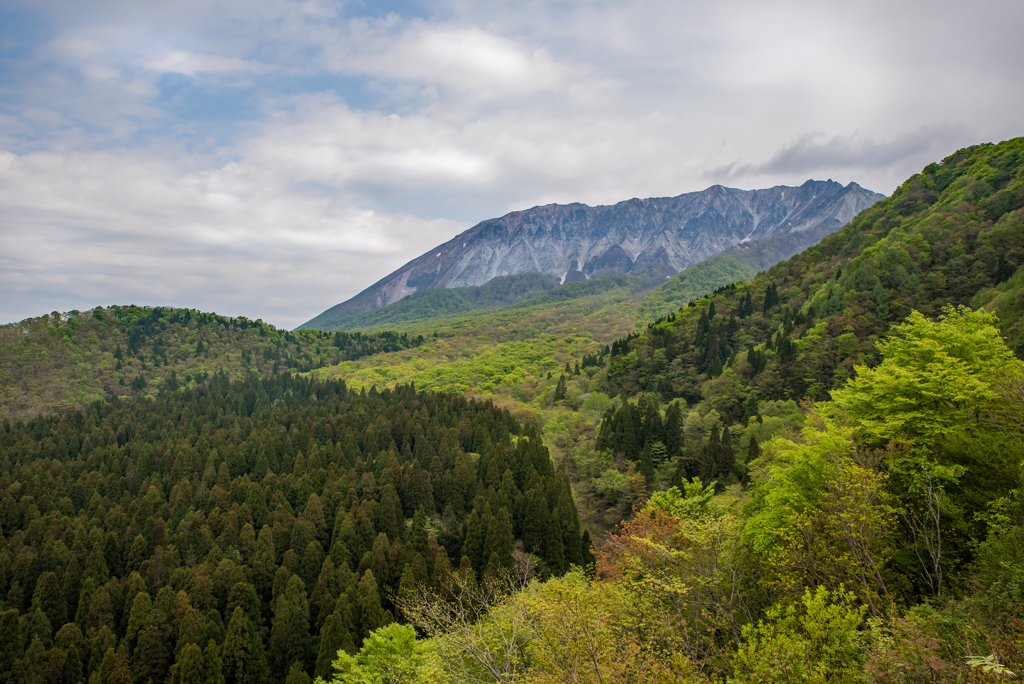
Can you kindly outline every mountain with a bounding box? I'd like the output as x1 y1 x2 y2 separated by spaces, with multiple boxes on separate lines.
300 180 884 330
601 137 1024 407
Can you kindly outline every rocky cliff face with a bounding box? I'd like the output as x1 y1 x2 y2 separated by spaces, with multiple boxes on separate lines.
303 180 883 327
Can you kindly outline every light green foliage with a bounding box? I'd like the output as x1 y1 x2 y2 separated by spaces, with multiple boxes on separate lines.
581 391 612 413
745 418 856 554
731 586 867 684
645 479 718 519
318 623 438 684
831 306 1021 446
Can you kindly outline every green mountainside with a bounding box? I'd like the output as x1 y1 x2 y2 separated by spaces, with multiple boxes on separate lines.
0 306 424 421
301 272 561 331
305 270 668 333
602 137 1024 407
638 222 841 318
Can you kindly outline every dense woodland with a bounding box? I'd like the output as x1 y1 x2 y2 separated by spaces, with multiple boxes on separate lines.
1 138 1023 684
0 375 586 683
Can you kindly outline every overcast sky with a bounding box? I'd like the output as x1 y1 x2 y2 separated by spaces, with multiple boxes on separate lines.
1 0 1022 329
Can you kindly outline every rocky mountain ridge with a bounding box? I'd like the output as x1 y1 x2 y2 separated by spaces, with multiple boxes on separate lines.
301 179 884 330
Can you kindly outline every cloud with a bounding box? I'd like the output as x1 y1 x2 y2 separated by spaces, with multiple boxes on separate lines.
1 0 1023 328
705 126 971 183
0 146 465 328
145 51 278 78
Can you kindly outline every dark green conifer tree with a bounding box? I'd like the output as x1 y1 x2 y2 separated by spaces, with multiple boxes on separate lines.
520 491 549 555
639 442 656 490
747 435 761 463
203 640 225 684
269 576 311 678
719 427 734 481
663 402 683 459
700 429 720 482
133 622 170 684
108 646 133 684
174 643 205 684
553 375 567 402
223 606 268 684
545 511 566 576
356 570 386 638
484 508 515 569
0 608 23 675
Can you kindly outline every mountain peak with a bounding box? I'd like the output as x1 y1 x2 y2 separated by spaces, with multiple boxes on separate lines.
299 180 884 330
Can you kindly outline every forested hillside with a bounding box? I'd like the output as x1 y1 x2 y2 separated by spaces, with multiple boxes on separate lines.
0 306 425 421
0 373 586 683
602 138 1024 408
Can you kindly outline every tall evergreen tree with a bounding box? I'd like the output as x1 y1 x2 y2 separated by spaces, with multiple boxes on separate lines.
173 643 205 684
545 511 566 576
663 402 684 459
223 607 268 684
203 640 225 684
639 442 656 490
269 576 312 679
719 427 734 481
315 598 356 680
108 646 133 684
133 622 170 684
356 570 386 638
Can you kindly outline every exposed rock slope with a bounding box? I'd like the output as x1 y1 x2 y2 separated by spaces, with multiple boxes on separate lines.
301 180 883 329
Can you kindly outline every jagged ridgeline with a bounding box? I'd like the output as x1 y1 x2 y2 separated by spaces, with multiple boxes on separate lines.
601 137 1024 410
0 373 588 682
0 305 425 421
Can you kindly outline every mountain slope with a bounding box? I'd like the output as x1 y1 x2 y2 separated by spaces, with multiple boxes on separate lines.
300 180 884 330
599 137 1024 407
639 220 843 317
0 305 425 420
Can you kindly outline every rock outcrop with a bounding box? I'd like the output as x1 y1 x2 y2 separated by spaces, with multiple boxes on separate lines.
301 180 883 329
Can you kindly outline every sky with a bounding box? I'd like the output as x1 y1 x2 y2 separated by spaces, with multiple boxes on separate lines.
1 0 1022 329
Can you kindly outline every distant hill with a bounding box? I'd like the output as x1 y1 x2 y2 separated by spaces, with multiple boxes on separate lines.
300 180 884 330
0 305 424 420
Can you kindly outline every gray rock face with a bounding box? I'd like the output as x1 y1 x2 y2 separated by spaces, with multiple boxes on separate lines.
312 179 883 322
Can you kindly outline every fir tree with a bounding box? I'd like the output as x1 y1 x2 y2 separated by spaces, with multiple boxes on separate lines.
484 508 515 569
0 609 23 675
663 402 684 459
545 511 566 576
356 570 386 638
203 640 225 684
223 606 268 684
108 646 133 684
719 427 734 481
747 435 761 463
639 442 656 490
269 576 311 678
173 643 205 684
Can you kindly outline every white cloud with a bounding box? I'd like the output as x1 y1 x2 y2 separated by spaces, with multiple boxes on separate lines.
1 0 1023 328
145 51 278 77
